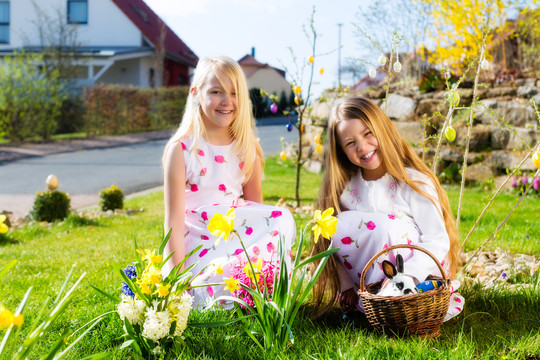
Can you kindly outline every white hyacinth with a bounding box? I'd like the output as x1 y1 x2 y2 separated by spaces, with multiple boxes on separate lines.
171 292 194 338
142 307 171 342
117 295 146 326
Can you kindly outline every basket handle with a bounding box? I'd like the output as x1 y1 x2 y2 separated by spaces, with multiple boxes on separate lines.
359 244 448 292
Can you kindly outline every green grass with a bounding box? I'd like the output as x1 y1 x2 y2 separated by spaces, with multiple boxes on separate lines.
1 156 539 359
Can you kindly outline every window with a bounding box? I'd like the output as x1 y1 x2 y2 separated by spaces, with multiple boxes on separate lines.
0 1 9 44
67 0 88 24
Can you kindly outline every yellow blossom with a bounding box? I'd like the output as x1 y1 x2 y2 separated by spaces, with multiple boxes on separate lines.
137 249 162 264
244 257 263 283
0 306 23 329
311 208 338 242
215 264 224 275
224 276 240 294
0 214 8 234
156 283 170 297
207 208 236 246
140 283 151 294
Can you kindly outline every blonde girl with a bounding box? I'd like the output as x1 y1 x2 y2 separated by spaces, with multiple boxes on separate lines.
312 96 462 319
163 56 295 308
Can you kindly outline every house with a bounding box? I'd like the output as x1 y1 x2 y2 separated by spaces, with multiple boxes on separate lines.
0 0 198 88
238 49 291 99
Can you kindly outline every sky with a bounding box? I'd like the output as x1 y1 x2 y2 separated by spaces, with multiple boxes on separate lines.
143 0 372 98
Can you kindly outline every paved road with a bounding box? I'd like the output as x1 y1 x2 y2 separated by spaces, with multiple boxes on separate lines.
0 124 297 220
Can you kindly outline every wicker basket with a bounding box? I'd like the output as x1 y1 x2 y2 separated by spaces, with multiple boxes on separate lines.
358 244 450 338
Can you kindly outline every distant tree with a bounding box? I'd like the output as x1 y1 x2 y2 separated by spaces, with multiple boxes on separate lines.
249 88 266 118
516 4 540 75
278 90 289 113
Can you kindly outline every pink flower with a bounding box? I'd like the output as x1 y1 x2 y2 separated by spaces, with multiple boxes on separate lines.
181 142 186 150
271 210 282 218
533 177 540 191
207 286 214 297
341 237 353 245
199 248 208 257
201 235 209 241
388 214 395 219
366 221 376 230
200 168 207 176
198 149 205 156
383 243 389 249
190 184 199 192
234 248 244 256
267 242 275 253
201 211 208 220
252 245 260 255
511 176 518 188
215 155 225 164
239 162 244 170
522 176 528 185
219 184 227 191
245 227 253 235
271 230 279 237
344 260 353 270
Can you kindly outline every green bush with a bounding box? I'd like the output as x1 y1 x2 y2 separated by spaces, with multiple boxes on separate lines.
418 68 458 93
30 190 71 222
99 185 124 211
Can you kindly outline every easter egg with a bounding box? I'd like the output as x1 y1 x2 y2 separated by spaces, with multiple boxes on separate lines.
368 68 377 79
308 55 314 64
378 55 387 66
280 151 287 161
445 125 456 142
46 174 58 190
294 96 302 106
393 61 402 73
480 59 490 70
315 144 322 153
270 103 278 114
447 90 460 107
286 123 293 132
319 67 324 75
293 86 301 95
532 151 540 169
314 135 321 144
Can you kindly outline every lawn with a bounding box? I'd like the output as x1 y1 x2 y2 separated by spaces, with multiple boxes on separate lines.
1 156 539 359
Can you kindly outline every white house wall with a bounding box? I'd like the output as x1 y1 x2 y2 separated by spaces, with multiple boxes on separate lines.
0 0 141 49
247 68 292 98
97 58 142 86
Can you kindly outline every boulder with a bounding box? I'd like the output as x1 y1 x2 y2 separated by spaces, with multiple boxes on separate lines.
456 124 492 151
485 87 517 98
385 93 416 120
393 121 425 145
465 163 494 183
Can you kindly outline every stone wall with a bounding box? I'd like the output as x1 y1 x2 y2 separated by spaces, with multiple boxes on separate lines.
304 78 540 184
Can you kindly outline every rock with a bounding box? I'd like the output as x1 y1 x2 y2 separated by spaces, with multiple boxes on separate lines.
456 124 492 151
385 93 416 120
465 164 494 183
485 150 538 173
515 78 536 87
484 87 517 98
517 86 538 98
416 98 448 122
393 121 425 145
475 99 499 124
494 100 536 127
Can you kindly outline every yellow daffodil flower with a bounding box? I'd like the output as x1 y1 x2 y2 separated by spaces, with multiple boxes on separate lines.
156 283 170 297
140 283 151 294
208 208 236 246
137 249 162 264
215 264 224 275
0 306 23 329
224 276 240 294
244 257 263 283
0 214 8 234
311 208 338 243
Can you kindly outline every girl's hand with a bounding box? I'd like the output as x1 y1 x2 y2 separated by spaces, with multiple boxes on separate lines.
338 288 359 310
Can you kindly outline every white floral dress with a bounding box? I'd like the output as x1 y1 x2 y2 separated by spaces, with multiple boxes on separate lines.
176 136 295 309
334 168 464 320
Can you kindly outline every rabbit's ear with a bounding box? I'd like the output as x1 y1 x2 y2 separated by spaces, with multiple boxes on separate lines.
382 260 396 279
396 254 404 273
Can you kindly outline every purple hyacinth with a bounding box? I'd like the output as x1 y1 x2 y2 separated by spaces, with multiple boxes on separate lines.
522 176 528 185
511 176 518 188
121 263 137 298
533 177 540 191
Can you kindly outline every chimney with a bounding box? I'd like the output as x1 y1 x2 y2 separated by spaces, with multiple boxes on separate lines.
251 47 255 57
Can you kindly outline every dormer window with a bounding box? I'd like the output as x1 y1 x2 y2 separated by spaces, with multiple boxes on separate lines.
67 0 88 24
0 1 9 44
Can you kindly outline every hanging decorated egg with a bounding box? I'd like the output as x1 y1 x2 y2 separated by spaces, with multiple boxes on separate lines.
393 61 402 73
447 90 460 107
286 123 293 132
293 85 301 95
532 151 540 169
309 55 314 64
314 135 321 144
315 144 322 153
319 67 324 75
480 59 490 70
280 151 287 161
378 55 387 66
445 125 456 142
369 68 377 79
46 174 58 190
270 103 278 114
294 96 302 106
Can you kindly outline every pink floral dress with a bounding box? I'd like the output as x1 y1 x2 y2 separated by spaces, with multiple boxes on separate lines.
334 168 464 319
177 137 295 309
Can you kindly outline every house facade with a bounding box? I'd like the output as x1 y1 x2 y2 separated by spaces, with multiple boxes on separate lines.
238 51 291 99
0 0 198 88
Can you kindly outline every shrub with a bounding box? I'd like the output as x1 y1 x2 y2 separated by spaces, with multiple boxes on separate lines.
99 185 124 211
418 68 458 93
30 190 71 222
511 175 540 197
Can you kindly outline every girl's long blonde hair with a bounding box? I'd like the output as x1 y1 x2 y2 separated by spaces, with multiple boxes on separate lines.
312 96 460 317
162 56 262 183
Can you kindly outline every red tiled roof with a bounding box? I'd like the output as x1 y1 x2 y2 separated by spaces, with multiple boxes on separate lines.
112 0 198 66
238 54 286 79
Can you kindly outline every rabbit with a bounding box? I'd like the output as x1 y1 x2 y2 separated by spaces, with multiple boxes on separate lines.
377 254 419 296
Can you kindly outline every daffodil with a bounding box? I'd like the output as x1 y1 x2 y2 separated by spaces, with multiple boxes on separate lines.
311 208 338 242
0 214 8 234
156 283 170 297
207 207 236 246
137 249 162 264
224 276 240 294
0 306 23 329
244 257 263 283
214 263 224 275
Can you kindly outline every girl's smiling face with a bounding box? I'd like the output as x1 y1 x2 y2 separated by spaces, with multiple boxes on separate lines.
336 118 385 181
197 71 237 136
